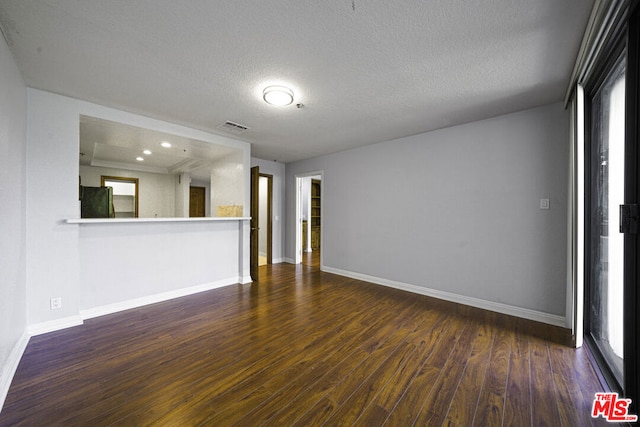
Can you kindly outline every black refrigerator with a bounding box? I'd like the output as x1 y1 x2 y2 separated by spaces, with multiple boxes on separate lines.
80 186 114 218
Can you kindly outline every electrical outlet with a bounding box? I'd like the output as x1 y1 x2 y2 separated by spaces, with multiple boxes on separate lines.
50 297 62 310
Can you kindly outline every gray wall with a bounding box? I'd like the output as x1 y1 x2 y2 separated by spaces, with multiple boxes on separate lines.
285 102 569 321
0 32 27 405
251 158 286 263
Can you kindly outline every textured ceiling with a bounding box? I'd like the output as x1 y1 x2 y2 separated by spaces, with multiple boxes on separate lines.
0 0 593 163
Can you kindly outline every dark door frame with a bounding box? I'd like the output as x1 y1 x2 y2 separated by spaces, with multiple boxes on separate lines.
259 173 274 265
623 5 640 411
250 166 259 281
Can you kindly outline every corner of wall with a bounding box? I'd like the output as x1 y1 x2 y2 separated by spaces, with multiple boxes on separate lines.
0 27 29 414
0 332 30 413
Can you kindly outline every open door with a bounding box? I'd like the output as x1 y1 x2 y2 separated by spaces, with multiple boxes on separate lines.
250 166 259 281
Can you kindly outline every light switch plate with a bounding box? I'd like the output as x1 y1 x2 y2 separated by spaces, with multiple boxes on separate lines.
540 198 550 210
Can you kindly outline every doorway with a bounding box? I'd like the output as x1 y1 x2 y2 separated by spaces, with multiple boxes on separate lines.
295 172 323 267
258 174 273 266
101 176 138 218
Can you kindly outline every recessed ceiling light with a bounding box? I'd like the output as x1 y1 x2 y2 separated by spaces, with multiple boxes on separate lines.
161 141 172 148
143 149 152 155
263 85 294 106
136 156 144 161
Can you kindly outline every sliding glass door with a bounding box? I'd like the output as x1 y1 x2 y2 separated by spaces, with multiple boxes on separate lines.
586 51 626 389
582 3 640 412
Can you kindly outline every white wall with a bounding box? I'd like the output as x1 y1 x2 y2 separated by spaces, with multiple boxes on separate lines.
25 89 251 331
0 30 28 408
175 172 190 217
26 91 82 327
211 151 244 216
301 177 312 252
79 221 242 311
301 177 311 222
80 165 175 217
251 158 286 263
285 103 569 324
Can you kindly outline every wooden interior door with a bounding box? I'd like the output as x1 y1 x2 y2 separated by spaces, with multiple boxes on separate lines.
250 166 259 281
189 186 206 217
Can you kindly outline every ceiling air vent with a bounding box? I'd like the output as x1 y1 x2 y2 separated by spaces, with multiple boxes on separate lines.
217 120 249 134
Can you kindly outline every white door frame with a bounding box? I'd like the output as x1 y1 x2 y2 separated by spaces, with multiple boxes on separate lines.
295 170 324 265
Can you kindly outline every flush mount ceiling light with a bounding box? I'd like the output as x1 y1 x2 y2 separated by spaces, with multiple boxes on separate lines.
263 85 294 106
160 141 172 148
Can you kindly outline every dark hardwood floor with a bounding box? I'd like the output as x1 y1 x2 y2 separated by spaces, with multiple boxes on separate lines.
1 259 613 426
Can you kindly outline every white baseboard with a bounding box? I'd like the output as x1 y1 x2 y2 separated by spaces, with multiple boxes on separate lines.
0 331 30 413
27 315 84 336
80 277 241 320
240 275 253 284
323 266 568 328
26 277 244 336
283 257 296 264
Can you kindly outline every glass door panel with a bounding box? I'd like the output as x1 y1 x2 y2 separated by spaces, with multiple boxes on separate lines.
588 54 626 387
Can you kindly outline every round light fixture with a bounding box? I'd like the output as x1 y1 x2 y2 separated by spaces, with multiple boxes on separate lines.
143 149 152 155
263 85 294 106
160 141 172 148
136 156 144 161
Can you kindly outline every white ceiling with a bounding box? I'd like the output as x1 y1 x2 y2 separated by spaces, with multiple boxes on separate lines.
79 115 240 181
0 0 593 163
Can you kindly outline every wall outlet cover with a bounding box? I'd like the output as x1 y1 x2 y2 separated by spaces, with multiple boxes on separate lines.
50 297 62 310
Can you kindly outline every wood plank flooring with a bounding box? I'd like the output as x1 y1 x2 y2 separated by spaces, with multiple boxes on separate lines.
1 257 614 426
